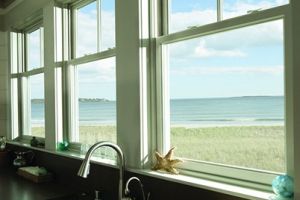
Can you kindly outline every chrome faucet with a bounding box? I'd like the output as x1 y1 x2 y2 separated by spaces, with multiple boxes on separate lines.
77 141 125 200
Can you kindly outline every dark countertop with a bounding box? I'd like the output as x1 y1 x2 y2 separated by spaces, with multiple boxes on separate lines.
0 167 74 200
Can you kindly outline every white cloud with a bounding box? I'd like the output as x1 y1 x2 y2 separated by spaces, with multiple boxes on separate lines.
168 1 284 59
74 5 116 84
28 29 42 68
169 18 283 60
223 0 288 19
100 10 116 50
170 10 217 33
78 57 116 84
76 8 115 57
171 65 283 76
194 40 246 58
77 9 98 57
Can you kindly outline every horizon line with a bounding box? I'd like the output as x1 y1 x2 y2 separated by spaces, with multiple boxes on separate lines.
31 95 284 101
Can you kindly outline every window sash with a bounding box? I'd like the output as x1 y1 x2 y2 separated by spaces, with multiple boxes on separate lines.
71 0 115 59
163 0 288 35
25 26 44 71
155 5 289 185
65 50 116 153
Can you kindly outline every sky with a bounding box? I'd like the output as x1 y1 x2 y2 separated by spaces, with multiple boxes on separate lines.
30 0 288 100
168 0 287 99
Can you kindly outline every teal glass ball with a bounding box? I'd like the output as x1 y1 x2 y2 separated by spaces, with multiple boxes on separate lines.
272 175 294 198
57 141 69 151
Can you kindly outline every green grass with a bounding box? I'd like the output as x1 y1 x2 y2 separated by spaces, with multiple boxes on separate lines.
32 125 285 172
171 126 285 172
79 125 116 144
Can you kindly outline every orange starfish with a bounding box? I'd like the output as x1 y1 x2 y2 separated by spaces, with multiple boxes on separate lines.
152 147 183 174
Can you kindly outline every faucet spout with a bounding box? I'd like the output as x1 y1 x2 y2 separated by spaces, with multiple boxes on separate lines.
77 141 125 200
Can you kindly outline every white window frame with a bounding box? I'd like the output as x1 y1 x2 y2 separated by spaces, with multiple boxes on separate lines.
155 2 291 189
10 21 46 143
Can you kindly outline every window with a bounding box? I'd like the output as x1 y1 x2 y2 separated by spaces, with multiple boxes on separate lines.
167 20 285 172
26 28 43 70
156 0 289 185
69 58 116 145
24 27 45 137
27 74 45 137
10 78 19 139
69 0 116 152
10 25 45 139
169 0 217 33
223 0 289 20
73 0 115 58
8 0 294 192
167 0 289 33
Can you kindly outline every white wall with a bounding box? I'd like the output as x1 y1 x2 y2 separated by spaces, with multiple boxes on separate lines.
0 31 8 136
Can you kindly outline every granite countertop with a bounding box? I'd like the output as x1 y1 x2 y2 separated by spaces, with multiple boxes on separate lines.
0 167 74 200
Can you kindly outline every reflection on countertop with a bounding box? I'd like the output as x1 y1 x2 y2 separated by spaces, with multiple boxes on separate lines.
0 167 76 200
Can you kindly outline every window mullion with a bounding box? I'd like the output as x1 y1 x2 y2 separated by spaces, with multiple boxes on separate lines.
97 0 101 52
40 28 44 67
21 76 30 136
162 0 169 35
217 0 223 21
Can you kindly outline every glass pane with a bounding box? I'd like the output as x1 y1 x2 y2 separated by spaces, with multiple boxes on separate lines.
76 57 116 145
166 20 285 172
55 7 63 62
29 74 45 137
76 1 98 57
169 0 217 33
11 78 19 139
223 0 289 20
10 32 18 74
100 0 115 51
27 28 43 70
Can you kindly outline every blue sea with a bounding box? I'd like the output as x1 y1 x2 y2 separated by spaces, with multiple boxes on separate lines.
31 96 284 126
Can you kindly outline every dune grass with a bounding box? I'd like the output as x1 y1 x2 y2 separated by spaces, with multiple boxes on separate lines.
32 125 285 172
171 126 285 172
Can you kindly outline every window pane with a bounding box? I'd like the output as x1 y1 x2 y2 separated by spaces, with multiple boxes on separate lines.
100 0 115 51
223 0 289 20
29 74 45 137
75 57 116 145
76 1 98 57
11 78 19 139
165 20 285 172
169 0 217 33
10 32 18 74
27 28 43 70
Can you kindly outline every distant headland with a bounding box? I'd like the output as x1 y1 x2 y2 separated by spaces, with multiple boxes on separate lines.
31 98 111 103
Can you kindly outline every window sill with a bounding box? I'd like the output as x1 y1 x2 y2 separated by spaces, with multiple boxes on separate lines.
7 141 118 168
128 169 278 200
8 141 281 200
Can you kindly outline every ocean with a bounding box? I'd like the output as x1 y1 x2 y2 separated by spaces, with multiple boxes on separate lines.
31 96 284 126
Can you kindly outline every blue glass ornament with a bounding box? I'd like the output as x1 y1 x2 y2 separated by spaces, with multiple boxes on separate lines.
272 175 294 198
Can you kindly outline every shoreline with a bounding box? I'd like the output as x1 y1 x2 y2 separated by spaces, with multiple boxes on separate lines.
31 122 284 128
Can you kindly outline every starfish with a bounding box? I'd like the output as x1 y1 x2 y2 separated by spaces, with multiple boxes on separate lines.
152 147 183 174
